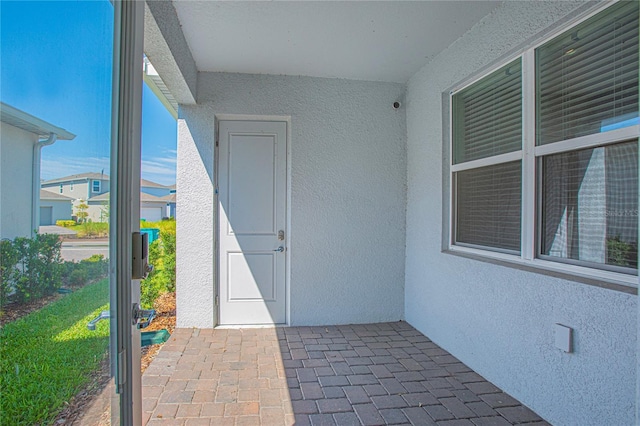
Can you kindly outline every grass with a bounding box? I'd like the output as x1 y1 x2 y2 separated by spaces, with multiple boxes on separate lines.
0 279 110 425
68 222 109 238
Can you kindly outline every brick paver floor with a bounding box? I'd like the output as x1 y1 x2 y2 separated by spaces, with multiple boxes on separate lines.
142 322 549 425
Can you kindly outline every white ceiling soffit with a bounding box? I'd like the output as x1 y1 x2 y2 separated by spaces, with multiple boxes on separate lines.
172 1 501 83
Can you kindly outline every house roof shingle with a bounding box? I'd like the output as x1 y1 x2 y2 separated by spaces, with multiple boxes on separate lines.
89 191 167 203
42 172 173 189
39 190 75 201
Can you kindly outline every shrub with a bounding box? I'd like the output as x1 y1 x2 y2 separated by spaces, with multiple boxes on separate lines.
0 240 20 309
0 234 108 309
140 220 176 308
69 268 89 287
55 220 76 228
4 234 63 305
61 255 109 288
81 254 109 280
607 236 637 268
76 221 109 238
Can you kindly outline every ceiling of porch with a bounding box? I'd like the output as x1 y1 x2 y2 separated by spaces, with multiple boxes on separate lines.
171 1 501 84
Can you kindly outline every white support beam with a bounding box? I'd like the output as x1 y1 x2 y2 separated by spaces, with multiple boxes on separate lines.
144 0 197 106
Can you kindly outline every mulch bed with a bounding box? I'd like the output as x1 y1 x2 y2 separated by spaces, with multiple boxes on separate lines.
141 291 176 372
0 293 65 327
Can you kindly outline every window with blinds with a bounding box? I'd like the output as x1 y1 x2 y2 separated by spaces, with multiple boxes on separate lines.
456 161 521 252
536 0 639 272
453 59 522 164
450 1 639 281
451 59 522 252
536 1 639 145
541 141 638 271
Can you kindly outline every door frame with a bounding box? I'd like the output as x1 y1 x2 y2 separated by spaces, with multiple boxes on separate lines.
111 0 144 423
214 115 292 327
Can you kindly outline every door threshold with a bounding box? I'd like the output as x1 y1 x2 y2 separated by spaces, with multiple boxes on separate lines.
215 323 288 329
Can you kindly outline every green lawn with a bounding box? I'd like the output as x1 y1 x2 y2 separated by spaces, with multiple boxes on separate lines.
0 279 110 425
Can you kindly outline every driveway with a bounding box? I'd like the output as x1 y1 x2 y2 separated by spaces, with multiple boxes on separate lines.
39 225 77 236
142 322 548 425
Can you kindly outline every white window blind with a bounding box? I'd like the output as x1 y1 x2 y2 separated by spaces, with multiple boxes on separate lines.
453 59 522 164
536 1 639 145
456 161 522 252
540 140 638 271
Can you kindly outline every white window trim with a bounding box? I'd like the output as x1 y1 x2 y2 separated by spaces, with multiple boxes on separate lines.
447 0 638 289
92 180 101 193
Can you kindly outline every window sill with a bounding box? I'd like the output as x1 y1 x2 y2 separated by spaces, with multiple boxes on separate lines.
444 245 637 295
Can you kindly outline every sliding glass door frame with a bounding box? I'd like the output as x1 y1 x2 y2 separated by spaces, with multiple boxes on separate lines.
110 0 144 423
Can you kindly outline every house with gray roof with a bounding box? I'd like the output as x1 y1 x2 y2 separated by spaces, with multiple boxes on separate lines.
41 172 175 222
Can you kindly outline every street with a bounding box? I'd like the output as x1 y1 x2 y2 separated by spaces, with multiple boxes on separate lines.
61 239 109 262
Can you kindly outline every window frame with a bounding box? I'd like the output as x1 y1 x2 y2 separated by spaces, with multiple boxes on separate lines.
92 179 101 193
447 0 639 290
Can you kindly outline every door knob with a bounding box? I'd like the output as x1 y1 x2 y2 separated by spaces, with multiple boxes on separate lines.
273 246 285 252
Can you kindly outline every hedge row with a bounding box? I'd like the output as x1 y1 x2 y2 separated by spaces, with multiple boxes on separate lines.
0 235 108 310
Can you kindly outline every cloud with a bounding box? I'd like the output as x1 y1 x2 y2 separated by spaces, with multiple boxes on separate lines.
142 155 176 185
41 156 110 180
41 153 176 186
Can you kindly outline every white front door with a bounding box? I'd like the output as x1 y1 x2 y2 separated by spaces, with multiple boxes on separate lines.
218 120 287 325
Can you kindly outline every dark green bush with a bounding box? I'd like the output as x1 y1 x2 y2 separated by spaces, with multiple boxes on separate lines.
3 234 63 305
607 236 638 268
0 240 19 309
0 235 108 310
69 268 89 287
61 255 108 288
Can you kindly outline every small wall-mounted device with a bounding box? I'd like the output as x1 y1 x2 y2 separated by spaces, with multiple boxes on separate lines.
393 101 401 110
554 323 573 353
132 232 153 279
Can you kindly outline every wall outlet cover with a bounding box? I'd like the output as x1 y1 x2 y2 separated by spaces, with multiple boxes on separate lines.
554 323 573 353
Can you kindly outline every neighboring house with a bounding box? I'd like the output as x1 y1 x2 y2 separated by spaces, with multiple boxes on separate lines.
143 1 639 425
89 191 170 222
41 172 174 221
38 190 74 226
140 178 172 198
0 102 75 239
159 192 176 219
41 172 111 202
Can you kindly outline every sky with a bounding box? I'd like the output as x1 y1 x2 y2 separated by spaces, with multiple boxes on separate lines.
1 0 177 186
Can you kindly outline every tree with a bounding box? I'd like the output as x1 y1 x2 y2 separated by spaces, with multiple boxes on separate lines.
75 200 89 223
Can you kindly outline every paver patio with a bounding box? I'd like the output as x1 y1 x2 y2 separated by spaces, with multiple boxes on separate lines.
142 322 549 425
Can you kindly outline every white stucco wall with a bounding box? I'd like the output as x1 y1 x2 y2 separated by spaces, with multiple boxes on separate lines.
404 1 637 425
1 124 35 239
177 73 406 328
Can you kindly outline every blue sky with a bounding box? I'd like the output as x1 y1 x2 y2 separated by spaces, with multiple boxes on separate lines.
1 0 177 186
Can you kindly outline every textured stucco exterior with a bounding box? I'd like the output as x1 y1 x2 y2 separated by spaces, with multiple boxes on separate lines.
1 124 36 239
404 1 637 425
177 73 406 328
